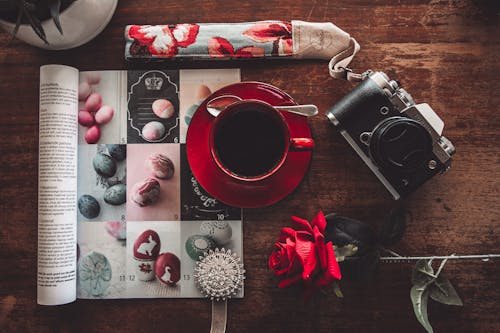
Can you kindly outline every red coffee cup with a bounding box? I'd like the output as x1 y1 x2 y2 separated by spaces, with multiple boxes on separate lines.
209 100 314 182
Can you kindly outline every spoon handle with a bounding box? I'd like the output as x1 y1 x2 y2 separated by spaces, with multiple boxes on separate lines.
275 104 318 117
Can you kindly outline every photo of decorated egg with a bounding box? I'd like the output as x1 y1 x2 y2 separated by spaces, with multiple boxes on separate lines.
104 221 126 240
185 235 216 261
106 144 127 161
152 99 175 119
84 72 101 85
95 105 114 125
200 221 232 245
184 85 211 125
133 229 161 260
78 110 95 127
93 153 117 177
78 81 92 101
104 184 126 205
145 153 175 179
85 92 102 113
134 258 156 281
85 125 101 144
78 251 112 297
78 194 100 219
130 178 161 207
154 252 181 285
142 121 166 141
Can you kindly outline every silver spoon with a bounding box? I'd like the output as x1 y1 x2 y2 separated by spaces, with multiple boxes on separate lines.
206 95 318 117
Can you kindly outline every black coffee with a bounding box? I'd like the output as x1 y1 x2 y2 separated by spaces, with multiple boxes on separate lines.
214 108 286 177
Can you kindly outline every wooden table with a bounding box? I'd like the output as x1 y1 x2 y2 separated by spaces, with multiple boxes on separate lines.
0 1 499 332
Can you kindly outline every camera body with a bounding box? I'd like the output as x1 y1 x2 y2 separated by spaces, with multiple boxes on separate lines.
326 71 455 200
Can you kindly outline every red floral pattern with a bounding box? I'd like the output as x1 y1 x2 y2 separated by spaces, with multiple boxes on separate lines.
128 24 199 56
126 21 294 59
243 21 293 56
139 263 153 273
269 211 341 299
208 37 265 58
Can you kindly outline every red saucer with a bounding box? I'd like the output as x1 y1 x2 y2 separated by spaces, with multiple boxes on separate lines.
186 82 312 208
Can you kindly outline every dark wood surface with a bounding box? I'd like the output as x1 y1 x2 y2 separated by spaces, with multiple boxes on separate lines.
0 0 499 332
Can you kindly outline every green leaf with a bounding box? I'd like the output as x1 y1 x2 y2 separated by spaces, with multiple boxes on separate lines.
333 282 344 298
333 244 358 262
379 205 407 246
429 275 463 306
48 0 63 35
411 285 434 333
412 259 436 286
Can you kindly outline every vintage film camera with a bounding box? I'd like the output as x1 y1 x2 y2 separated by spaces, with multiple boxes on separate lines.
326 71 455 199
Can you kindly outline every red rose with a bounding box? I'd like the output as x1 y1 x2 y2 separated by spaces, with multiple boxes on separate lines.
269 211 341 299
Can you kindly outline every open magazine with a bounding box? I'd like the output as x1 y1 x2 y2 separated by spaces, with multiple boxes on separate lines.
38 65 242 305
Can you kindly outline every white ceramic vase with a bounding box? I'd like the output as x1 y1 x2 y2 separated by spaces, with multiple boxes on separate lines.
0 0 118 50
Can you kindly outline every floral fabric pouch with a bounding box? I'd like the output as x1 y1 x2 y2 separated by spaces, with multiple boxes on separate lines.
125 20 359 80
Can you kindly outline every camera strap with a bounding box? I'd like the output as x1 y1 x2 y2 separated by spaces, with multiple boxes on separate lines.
125 20 363 78
328 37 368 82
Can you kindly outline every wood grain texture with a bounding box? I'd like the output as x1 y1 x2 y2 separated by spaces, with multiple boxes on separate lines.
0 0 499 332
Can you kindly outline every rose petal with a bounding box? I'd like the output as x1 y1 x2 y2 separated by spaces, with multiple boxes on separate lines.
313 226 327 269
171 24 199 47
285 238 296 262
309 243 341 290
294 233 313 263
278 274 302 288
288 253 303 275
296 230 314 241
235 46 265 58
313 272 334 288
268 257 277 271
311 211 327 233
243 21 292 42
325 242 342 280
208 37 235 58
291 216 313 233
295 233 317 281
269 243 286 269
278 227 296 242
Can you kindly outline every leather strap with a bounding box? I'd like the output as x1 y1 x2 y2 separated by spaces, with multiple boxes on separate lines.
210 300 227 333
328 37 367 82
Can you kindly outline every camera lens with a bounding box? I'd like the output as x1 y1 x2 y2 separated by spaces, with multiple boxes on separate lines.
369 117 432 172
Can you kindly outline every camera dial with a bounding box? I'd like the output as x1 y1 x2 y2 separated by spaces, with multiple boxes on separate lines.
369 117 432 172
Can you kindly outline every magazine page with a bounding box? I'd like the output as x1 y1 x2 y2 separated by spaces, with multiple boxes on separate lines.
38 64 79 305
76 69 243 299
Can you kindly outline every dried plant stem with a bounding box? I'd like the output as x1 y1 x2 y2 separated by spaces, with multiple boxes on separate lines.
380 254 500 262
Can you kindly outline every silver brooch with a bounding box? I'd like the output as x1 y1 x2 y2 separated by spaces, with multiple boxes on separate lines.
194 248 245 301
